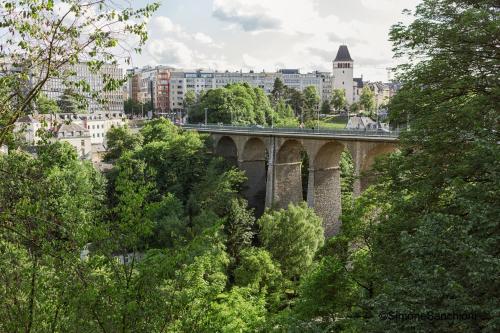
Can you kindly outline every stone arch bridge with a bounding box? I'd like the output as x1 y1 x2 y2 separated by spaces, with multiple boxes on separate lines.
183 125 399 236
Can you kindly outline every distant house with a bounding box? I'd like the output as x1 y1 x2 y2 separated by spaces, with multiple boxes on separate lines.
346 115 389 131
15 115 45 144
53 123 92 159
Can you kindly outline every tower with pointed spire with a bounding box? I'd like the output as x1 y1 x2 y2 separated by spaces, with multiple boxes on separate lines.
332 45 354 104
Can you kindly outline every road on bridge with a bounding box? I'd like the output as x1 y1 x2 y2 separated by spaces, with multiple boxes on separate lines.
180 124 400 142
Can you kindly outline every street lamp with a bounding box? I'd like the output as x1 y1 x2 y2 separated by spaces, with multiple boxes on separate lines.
317 107 320 133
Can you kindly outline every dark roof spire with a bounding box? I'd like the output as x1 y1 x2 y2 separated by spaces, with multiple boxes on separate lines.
334 45 353 62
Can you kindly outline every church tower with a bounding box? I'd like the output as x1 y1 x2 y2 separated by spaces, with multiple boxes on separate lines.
332 45 354 104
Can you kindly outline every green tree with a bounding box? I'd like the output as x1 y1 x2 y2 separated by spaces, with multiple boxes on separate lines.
271 78 287 104
349 101 361 113
0 142 106 331
57 88 85 114
189 83 273 125
224 198 256 263
0 0 159 146
302 86 320 122
287 88 305 120
204 287 267 332
140 118 179 144
124 98 143 116
183 90 197 110
359 86 375 113
36 94 61 114
273 99 299 127
320 99 331 115
104 126 143 162
258 202 324 279
331 88 347 112
365 0 499 331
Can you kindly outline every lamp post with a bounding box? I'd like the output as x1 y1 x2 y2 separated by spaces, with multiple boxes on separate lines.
204 108 208 125
317 107 320 133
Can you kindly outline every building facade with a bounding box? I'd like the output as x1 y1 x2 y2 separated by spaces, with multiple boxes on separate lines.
127 65 173 115
44 62 124 114
167 68 333 114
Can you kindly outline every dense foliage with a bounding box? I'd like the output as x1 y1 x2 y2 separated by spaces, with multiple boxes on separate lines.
1 0 496 332
0 0 159 146
278 0 499 332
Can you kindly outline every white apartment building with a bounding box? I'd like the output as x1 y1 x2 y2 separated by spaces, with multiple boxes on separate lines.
44 62 124 114
55 112 127 145
54 123 92 159
169 69 332 113
215 70 278 93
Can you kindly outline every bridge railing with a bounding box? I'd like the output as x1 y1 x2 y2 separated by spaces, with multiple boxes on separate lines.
180 123 401 138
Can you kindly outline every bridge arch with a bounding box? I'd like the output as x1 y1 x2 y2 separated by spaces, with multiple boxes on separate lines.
360 143 398 191
313 141 345 170
277 139 304 164
240 138 268 216
271 139 308 208
241 137 266 161
215 136 238 166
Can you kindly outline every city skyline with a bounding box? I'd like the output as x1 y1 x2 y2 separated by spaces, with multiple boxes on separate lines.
130 0 422 82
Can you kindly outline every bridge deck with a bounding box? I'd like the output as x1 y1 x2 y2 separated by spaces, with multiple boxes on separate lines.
181 124 400 142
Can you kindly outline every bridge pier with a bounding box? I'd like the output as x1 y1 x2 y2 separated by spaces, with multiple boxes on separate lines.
310 166 342 236
270 162 303 209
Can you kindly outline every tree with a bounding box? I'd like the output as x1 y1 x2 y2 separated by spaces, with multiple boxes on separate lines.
57 88 84 114
362 0 499 331
0 0 160 146
224 198 255 263
349 101 361 113
0 142 106 331
302 86 320 122
320 100 331 115
273 99 299 127
183 90 197 110
271 78 287 104
140 118 179 144
287 88 305 120
36 94 61 114
359 86 375 113
189 83 273 125
331 89 347 112
124 98 143 116
258 202 324 279
104 126 143 162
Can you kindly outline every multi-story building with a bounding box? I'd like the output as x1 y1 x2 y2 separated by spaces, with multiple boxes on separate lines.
44 62 124 114
215 70 278 93
53 123 92 159
127 65 173 115
168 68 333 113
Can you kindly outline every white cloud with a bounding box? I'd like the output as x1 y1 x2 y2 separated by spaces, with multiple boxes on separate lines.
147 38 194 67
193 32 213 44
130 1 421 81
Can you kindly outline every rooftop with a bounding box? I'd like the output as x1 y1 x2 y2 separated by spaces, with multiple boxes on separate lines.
334 45 353 62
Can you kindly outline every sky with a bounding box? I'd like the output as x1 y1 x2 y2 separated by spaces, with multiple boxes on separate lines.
131 0 422 82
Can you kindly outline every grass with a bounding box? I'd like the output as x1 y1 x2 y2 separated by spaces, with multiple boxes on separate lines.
313 115 348 130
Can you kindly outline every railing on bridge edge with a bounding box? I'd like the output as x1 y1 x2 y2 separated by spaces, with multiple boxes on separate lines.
180 123 401 138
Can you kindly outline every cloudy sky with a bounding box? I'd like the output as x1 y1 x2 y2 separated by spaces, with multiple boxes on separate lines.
131 0 421 82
